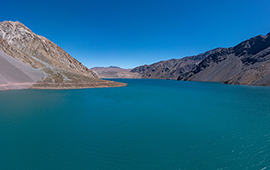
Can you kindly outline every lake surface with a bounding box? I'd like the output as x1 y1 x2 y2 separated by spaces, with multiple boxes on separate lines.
0 79 270 170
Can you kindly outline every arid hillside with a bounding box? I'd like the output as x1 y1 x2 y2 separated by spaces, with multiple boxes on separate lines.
131 48 221 80
178 33 270 86
0 21 126 90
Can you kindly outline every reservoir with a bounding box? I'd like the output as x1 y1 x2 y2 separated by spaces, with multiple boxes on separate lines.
0 79 270 169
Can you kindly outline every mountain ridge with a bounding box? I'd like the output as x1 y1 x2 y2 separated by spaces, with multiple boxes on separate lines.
131 31 270 86
131 48 222 79
178 32 270 86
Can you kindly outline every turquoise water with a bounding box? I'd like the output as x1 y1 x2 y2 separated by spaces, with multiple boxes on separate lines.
1 79 270 170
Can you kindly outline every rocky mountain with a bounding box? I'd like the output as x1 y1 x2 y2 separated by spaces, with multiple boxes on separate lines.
131 48 221 79
0 21 125 89
91 66 141 78
178 32 270 86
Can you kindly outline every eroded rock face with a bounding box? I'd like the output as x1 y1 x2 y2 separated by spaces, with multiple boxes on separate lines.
0 21 126 89
0 21 98 78
178 33 270 86
131 48 221 79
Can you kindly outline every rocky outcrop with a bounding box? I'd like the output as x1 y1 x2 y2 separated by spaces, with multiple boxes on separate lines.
91 66 141 78
0 21 126 89
131 48 221 79
178 33 270 86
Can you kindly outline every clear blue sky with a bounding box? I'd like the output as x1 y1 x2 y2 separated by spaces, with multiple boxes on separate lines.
1 0 270 68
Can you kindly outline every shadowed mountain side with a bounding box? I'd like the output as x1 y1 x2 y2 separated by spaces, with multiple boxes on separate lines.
91 66 141 78
178 33 270 86
131 48 221 79
0 21 126 89
0 50 44 90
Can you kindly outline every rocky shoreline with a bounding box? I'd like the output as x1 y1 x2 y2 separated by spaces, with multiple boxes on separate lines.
30 81 127 90
0 82 126 91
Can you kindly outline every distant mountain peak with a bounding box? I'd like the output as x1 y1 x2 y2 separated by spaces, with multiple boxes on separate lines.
109 66 120 68
91 66 141 78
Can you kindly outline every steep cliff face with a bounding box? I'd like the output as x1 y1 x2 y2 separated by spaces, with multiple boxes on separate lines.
91 66 141 78
0 21 125 89
178 33 270 86
131 48 221 79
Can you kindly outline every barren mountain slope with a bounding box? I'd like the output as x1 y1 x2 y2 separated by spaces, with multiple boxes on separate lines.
131 48 221 79
0 21 125 89
178 33 270 86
